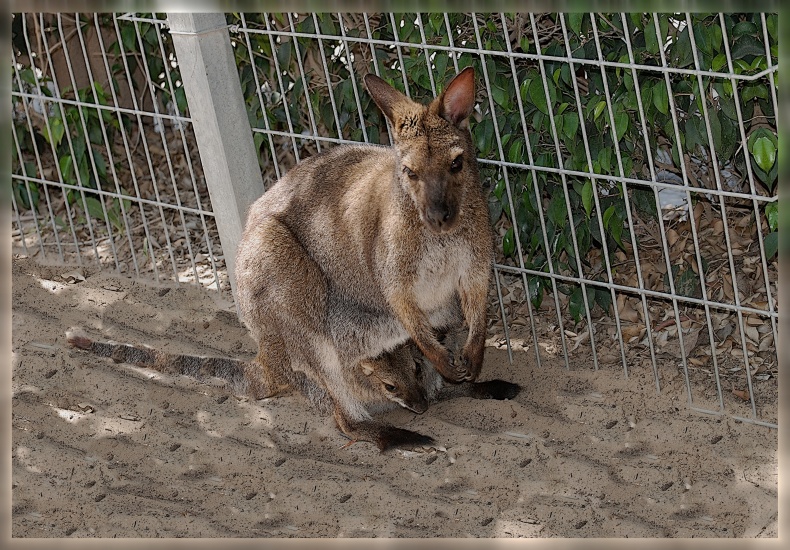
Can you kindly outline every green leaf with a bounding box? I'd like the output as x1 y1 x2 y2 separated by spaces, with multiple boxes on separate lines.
603 204 616 229
595 287 612 314
508 139 524 164
581 180 593 218
503 227 515 257
569 286 584 323
764 231 778 260
765 202 778 232
491 82 508 108
593 100 606 121
614 111 629 141
712 53 728 72
84 196 105 219
548 193 567 229
568 13 584 36
653 79 669 115
121 23 136 51
59 155 74 183
644 22 658 54
44 116 65 147
563 113 579 140
528 78 549 115
751 136 776 173
742 84 769 102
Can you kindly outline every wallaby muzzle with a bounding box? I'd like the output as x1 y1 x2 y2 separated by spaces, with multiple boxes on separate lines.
422 181 460 234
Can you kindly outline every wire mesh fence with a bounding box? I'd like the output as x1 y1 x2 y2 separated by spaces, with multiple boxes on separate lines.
11 13 225 291
11 12 779 428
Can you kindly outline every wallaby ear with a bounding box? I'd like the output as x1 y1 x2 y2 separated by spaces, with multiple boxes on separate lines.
364 73 407 124
361 362 375 376
436 67 476 129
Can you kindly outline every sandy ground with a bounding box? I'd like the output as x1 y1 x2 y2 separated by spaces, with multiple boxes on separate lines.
10 255 778 538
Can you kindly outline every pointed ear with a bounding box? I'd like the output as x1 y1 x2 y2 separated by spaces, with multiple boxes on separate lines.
364 73 407 124
361 362 375 376
436 67 476 129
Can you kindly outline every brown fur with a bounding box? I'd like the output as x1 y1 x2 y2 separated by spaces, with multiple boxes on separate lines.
66 328 520 451
234 68 497 450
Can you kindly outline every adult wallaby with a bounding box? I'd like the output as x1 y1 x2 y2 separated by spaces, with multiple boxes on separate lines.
234 67 500 450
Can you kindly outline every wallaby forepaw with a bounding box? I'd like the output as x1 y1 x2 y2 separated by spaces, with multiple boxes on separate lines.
470 379 521 400
376 426 436 452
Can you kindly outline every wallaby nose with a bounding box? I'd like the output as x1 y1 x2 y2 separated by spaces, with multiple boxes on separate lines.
426 203 453 230
409 399 430 414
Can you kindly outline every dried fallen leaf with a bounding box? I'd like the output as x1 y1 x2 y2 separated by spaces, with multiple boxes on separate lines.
731 386 750 402
61 270 85 283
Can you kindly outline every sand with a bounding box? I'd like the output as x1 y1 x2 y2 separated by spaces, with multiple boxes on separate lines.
11 255 778 538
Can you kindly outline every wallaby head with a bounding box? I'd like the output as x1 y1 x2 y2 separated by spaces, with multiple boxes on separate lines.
364 67 478 235
359 349 430 414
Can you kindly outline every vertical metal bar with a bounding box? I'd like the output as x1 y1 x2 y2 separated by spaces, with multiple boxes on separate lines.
128 18 181 282
387 13 411 98
415 13 437 95
619 13 663 392
263 13 301 161
528 12 588 370
497 13 542 370
153 14 221 290
652 13 702 407
310 13 344 141
287 13 322 153
106 14 160 279
563 13 629 376
168 12 266 302
237 13 283 183
337 13 369 143
36 14 103 267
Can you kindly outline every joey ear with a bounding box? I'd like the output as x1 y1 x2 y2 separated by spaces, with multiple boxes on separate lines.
436 67 476 129
361 362 375 376
364 73 407 124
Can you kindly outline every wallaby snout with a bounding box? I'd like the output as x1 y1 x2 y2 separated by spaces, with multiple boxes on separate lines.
423 188 459 233
425 201 454 232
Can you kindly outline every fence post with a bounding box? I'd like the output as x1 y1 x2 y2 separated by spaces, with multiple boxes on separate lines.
167 13 264 307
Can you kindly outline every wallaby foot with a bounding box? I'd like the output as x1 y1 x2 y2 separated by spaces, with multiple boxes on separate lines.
333 409 434 452
436 379 521 402
466 379 521 400
244 354 293 400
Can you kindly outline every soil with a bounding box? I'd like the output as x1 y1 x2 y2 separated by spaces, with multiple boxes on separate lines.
10 256 778 538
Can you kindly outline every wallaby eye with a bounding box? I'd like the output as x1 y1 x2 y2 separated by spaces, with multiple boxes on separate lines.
450 156 463 173
414 362 422 376
384 383 396 392
403 166 418 180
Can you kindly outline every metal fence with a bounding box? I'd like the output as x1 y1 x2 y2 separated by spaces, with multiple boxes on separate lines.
11 12 778 428
11 13 225 290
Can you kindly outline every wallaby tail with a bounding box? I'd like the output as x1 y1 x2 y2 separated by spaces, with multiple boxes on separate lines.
65 328 253 396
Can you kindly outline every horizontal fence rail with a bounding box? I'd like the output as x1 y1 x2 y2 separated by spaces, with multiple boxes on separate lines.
11 12 778 429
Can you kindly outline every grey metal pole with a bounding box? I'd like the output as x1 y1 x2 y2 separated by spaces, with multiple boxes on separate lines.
167 13 264 307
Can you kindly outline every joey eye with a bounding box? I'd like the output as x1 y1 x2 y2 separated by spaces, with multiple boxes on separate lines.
450 156 463 173
415 362 422 376
384 383 396 392
403 166 418 180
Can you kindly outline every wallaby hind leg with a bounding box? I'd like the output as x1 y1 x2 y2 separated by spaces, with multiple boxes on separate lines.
332 407 435 452
244 331 295 400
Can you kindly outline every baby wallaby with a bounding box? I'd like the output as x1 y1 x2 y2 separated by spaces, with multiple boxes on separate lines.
64 328 433 416
234 67 497 450
65 328 519 450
